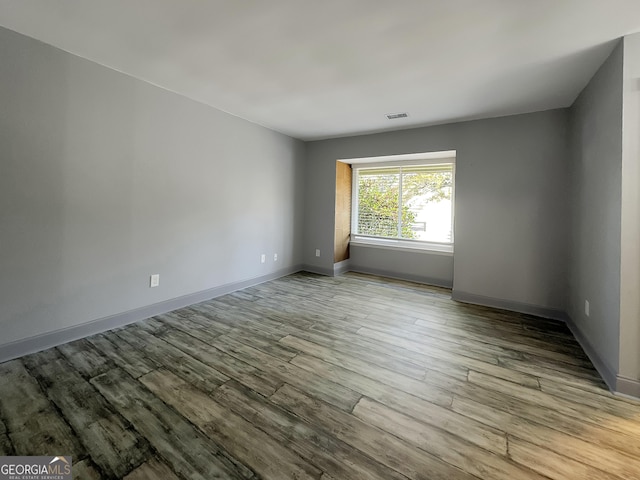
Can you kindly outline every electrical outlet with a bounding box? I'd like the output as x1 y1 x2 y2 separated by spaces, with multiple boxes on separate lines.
150 274 160 288
315 249 321 257
261 254 266 264
585 300 590 317
273 253 278 261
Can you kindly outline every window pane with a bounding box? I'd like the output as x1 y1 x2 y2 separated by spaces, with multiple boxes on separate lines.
401 165 453 242
357 169 400 238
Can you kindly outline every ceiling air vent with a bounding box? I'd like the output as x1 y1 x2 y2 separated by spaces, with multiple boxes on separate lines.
386 112 408 120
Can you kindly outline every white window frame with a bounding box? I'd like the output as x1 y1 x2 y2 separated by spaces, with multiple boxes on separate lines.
349 153 455 254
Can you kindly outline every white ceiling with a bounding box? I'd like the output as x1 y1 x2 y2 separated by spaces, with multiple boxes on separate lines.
1 1 639 140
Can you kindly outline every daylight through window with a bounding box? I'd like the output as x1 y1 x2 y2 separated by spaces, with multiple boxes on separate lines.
352 160 454 250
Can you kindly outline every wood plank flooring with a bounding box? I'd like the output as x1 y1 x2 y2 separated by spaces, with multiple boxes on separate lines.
1 272 640 479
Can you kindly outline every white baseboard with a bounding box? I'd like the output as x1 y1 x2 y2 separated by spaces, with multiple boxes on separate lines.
301 264 335 276
333 259 352 276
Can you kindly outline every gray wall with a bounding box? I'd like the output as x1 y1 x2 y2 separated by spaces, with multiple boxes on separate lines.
304 110 570 317
619 33 640 391
350 246 453 288
0 27 305 348
568 41 623 380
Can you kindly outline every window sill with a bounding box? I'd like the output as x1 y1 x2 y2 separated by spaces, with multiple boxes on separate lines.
350 236 454 255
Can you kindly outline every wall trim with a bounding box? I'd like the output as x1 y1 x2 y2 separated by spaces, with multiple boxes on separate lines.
301 264 335 277
0 265 302 364
564 314 618 392
333 259 352 276
451 289 567 322
615 375 640 399
349 265 453 288
350 239 454 256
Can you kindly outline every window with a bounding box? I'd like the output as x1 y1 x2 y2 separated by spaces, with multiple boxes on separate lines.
351 158 455 253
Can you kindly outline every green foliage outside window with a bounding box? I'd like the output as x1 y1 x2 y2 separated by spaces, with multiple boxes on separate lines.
357 176 416 238
357 168 452 240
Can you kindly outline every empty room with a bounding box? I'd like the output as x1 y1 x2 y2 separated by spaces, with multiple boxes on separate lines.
1 1 640 479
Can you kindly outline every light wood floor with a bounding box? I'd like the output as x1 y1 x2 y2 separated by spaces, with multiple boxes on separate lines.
1 272 640 480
